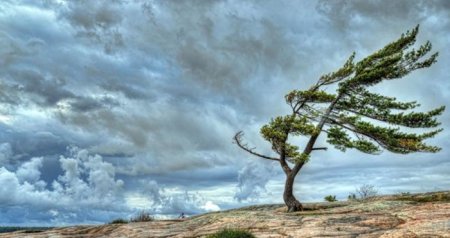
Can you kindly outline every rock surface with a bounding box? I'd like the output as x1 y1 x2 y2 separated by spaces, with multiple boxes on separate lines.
1 191 449 238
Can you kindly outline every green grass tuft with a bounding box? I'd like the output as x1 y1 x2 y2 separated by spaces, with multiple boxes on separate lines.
206 228 255 238
324 195 337 202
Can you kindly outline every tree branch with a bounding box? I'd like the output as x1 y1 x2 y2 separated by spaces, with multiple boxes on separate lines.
303 95 342 153
312 147 328 151
327 118 386 151
279 145 292 174
291 84 321 113
292 94 343 175
233 131 280 161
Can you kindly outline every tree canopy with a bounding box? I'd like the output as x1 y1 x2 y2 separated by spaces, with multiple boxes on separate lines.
234 25 444 212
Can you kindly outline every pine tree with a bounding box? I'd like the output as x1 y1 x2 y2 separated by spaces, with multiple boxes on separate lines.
233 25 444 212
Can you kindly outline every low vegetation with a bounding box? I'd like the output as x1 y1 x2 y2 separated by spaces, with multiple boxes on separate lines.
324 195 337 202
109 218 129 224
130 211 154 223
348 193 357 201
108 211 154 224
206 229 255 238
394 191 450 203
356 184 378 200
2 191 450 237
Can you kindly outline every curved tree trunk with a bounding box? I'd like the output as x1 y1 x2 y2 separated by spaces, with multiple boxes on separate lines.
283 173 303 212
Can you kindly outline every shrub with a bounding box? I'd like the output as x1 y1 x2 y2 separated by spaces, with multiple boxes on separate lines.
109 218 129 224
400 192 411 196
206 229 255 238
130 211 154 222
348 193 357 201
355 184 378 200
324 195 337 202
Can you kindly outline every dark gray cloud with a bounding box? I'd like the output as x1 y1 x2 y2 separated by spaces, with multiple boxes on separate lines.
0 143 12 165
0 0 449 225
8 69 75 106
317 0 450 29
60 0 125 54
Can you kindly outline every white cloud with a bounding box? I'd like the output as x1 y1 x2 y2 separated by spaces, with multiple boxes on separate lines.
126 180 223 217
0 167 20 204
0 148 127 225
16 157 43 183
235 160 279 202
201 201 221 212
156 191 215 216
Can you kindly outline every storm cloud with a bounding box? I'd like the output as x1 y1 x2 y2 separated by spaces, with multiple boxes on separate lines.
0 0 449 225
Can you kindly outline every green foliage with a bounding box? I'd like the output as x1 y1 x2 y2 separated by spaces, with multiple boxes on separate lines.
234 26 443 210
318 52 355 85
262 25 443 161
345 120 442 154
285 90 336 105
109 218 129 224
326 126 380 154
323 25 444 154
206 229 255 238
348 193 357 201
338 88 420 111
341 25 438 90
260 116 316 143
324 195 337 202
295 153 310 164
260 115 315 163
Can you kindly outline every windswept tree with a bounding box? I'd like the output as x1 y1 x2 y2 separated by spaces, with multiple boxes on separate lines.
233 26 444 212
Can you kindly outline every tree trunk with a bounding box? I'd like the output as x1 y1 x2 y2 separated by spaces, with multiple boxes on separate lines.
283 173 303 212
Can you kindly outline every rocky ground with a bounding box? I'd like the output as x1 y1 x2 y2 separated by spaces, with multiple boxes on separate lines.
1 191 449 238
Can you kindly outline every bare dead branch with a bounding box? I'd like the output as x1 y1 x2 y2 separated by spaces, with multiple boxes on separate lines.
312 147 328 151
233 131 280 161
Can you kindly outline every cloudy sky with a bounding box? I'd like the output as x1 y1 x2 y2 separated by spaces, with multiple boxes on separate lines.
0 0 449 226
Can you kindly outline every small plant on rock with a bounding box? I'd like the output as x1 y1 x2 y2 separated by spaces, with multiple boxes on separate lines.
356 184 378 200
130 211 154 222
109 218 129 224
348 193 357 201
400 192 411 196
324 195 337 202
206 229 255 238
